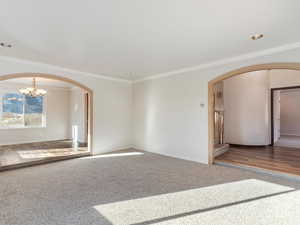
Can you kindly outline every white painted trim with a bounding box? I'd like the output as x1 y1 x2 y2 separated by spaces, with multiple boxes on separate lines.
134 41 300 83
132 145 205 163
0 55 131 83
280 133 300 137
94 145 134 155
70 86 82 91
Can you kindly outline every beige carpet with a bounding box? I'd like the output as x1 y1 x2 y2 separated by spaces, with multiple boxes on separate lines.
1 149 300 225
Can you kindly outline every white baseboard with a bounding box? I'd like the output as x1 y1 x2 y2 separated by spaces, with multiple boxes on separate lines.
280 133 300 137
92 144 134 155
132 145 207 164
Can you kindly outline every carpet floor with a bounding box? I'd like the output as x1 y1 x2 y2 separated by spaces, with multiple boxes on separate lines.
1 149 300 225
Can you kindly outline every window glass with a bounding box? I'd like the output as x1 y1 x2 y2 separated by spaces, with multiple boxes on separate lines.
24 96 43 127
0 93 45 128
1 93 24 127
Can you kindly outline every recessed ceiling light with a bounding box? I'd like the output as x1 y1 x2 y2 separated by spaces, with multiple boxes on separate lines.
251 34 264 40
0 42 12 48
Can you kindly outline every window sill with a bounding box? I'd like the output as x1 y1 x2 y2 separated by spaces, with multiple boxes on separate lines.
0 126 46 130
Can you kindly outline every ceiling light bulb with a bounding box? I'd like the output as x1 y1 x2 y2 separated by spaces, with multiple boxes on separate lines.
251 34 264 40
0 42 12 48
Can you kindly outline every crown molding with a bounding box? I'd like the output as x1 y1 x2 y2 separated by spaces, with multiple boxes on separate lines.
1 41 300 84
134 41 300 83
0 55 131 83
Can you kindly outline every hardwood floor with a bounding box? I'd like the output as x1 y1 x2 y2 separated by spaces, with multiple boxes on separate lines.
0 140 88 170
215 145 300 176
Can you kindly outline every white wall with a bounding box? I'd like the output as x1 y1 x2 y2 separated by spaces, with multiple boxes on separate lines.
270 70 300 88
1 46 300 163
280 90 300 136
70 87 86 143
133 75 206 162
133 47 300 164
223 71 271 145
0 84 71 145
0 57 132 154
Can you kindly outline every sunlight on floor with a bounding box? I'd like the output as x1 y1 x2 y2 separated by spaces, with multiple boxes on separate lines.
94 179 298 225
81 151 144 159
18 148 88 159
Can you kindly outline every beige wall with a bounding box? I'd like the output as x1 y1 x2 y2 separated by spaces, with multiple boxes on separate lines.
223 71 271 145
70 87 86 143
270 70 300 88
280 89 300 136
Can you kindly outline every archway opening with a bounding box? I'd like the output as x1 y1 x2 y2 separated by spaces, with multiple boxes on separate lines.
0 73 93 170
208 63 300 176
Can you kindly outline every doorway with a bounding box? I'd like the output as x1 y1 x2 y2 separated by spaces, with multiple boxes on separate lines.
208 63 300 164
271 86 300 148
208 64 300 176
0 73 93 171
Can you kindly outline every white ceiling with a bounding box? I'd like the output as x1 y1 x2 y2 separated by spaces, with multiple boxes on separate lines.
0 1 300 80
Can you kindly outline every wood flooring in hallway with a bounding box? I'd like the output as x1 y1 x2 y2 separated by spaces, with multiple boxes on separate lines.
215 145 300 176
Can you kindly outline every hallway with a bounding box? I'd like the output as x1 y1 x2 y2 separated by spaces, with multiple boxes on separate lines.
215 145 300 176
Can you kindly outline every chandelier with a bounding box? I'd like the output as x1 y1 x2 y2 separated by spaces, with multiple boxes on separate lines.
19 78 47 97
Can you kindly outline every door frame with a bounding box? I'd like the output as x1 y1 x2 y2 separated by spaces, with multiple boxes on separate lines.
271 85 300 145
208 63 300 165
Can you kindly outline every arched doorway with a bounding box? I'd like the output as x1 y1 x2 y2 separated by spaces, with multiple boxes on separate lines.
208 63 300 165
0 73 93 170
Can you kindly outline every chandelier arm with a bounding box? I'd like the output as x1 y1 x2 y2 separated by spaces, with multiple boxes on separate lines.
19 77 47 97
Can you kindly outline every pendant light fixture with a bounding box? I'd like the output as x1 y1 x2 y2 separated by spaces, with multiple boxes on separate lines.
19 78 47 97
